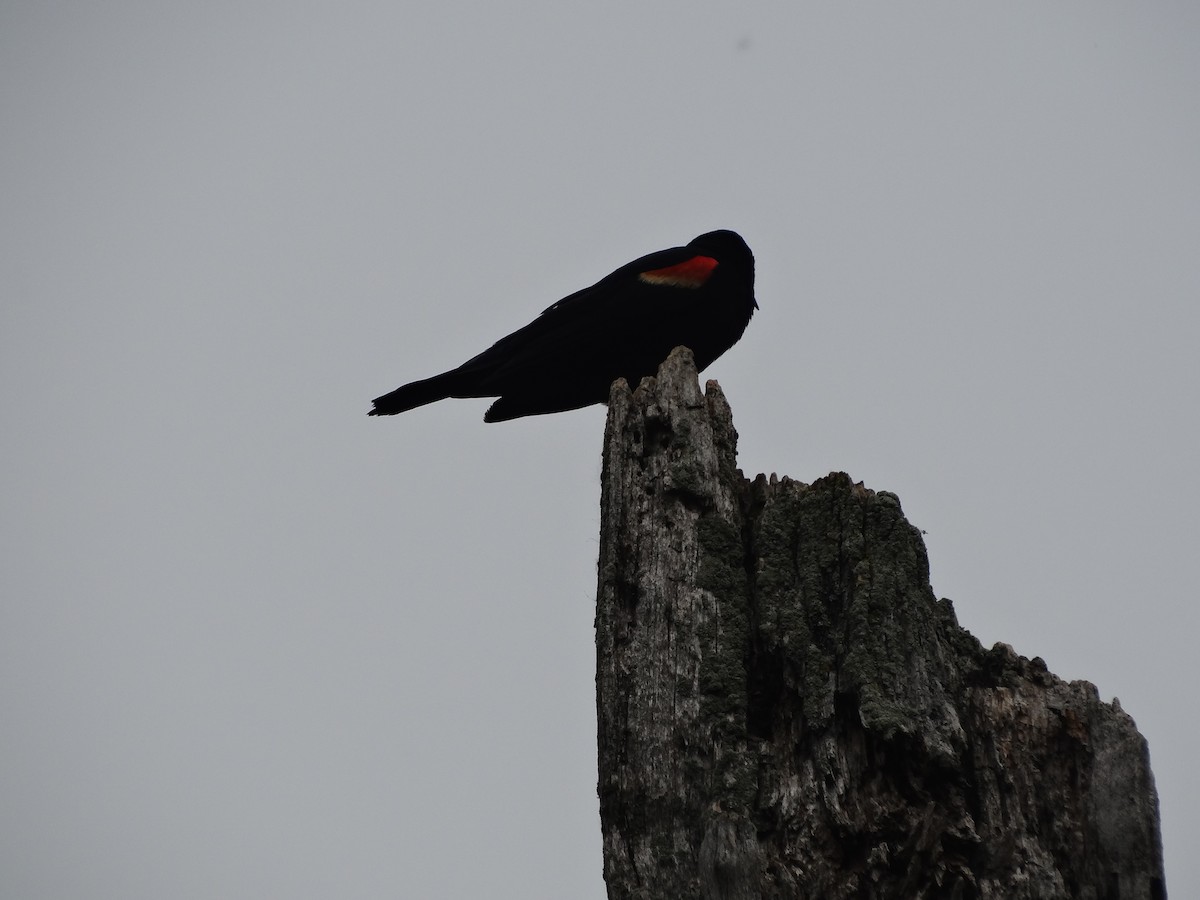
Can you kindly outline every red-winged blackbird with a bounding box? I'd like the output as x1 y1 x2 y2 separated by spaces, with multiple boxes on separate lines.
369 229 757 422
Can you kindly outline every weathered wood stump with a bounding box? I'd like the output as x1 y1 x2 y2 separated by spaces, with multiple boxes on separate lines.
595 347 1165 900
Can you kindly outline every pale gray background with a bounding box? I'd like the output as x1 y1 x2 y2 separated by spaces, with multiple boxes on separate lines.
2 2 1196 897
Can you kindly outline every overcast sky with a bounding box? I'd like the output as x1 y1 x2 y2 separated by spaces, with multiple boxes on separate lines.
2 2 1197 897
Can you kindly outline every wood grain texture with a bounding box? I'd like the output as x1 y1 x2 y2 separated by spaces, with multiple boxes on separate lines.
595 347 1165 900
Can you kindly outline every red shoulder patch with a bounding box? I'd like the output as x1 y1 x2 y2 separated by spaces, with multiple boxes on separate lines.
637 255 718 289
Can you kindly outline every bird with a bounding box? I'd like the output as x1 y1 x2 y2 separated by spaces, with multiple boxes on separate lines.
368 229 757 422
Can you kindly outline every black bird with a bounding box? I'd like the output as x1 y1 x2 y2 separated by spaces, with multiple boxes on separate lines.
369 229 757 422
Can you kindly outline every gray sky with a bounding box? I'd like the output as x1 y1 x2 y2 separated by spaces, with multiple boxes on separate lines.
3 2 1197 897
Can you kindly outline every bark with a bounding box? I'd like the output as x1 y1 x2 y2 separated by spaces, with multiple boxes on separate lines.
595 347 1165 900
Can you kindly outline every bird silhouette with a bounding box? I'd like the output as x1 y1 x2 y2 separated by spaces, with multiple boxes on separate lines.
369 229 757 422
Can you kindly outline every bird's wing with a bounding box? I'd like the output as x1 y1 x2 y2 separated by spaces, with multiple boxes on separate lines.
453 246 720 386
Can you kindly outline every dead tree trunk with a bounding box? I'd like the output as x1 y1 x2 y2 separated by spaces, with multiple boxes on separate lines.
595 347 1165 900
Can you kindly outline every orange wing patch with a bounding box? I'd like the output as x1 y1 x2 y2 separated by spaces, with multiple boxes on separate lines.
638 255 719 289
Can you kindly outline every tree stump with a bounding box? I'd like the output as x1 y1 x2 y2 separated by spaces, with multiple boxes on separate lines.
595 347 1165 900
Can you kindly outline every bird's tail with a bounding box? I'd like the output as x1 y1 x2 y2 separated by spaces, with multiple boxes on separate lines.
368 370 470 416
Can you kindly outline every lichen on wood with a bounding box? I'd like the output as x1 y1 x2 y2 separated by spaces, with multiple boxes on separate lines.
595 347 1165 900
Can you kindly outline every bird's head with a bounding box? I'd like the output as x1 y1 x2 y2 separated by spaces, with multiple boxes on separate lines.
688 229 757 309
